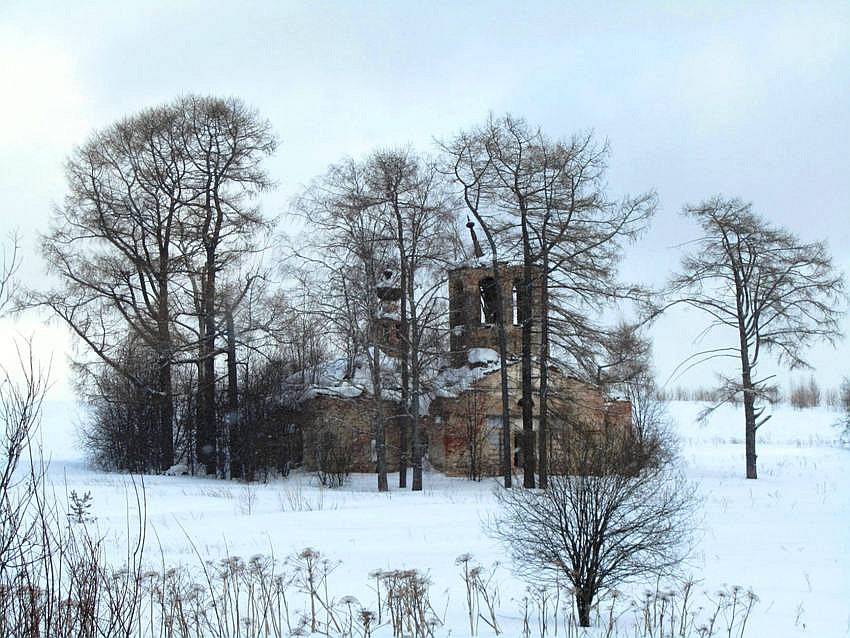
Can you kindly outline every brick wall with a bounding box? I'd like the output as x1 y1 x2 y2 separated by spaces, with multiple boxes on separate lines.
427 366 632 477
296 394 402 473
447 263 542 365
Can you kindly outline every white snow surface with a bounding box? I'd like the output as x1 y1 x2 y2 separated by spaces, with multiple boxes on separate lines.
35 401 850 636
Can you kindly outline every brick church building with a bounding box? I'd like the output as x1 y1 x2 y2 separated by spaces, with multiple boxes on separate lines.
286 231 631 479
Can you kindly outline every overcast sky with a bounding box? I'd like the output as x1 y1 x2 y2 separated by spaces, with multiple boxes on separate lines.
1 1 849 401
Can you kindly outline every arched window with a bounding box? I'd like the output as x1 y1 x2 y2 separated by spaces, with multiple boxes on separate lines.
479 277 499 324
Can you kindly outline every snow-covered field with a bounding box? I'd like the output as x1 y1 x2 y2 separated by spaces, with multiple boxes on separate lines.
37 401 850 636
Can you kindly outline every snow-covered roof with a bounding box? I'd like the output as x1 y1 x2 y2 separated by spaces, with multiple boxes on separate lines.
287 352 403 404
448 255 527 271
431 352 504 399
467 347 499 366
448 255 492 270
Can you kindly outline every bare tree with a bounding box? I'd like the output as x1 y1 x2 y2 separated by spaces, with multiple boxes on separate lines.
366 149 457 491
292 158 398 491
669 197 844 478
441 131 515 488
459 389 497 481
480 117 542 489
598 323 676 469
368 151 415 488
34 96 276 475
176 95 276 476
493 118 654 488
443 116 655 488
292 149 456 492
35 104 190 470
488 433 697 627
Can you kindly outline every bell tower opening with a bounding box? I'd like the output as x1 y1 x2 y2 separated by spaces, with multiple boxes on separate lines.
448 219 544 367
479 277 499 324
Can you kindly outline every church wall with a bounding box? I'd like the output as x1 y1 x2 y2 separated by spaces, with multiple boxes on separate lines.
426 366 629 478
296 394 402 474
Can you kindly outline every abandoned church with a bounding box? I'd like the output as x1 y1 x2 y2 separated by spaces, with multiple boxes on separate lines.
281 228 632 480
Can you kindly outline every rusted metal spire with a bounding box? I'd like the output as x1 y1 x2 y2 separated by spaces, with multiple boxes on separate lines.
466 216 484 258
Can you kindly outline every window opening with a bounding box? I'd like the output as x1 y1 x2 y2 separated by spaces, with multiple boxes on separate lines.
514 279 529 325
479 277 499 324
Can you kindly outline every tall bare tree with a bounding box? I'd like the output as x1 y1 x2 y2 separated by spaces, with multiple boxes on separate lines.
176 96 276 476
367 151 415 487
292 149 456 492
441 131 515 488
37 104 190 470
35 96 276 474
481 117 541 488
527 129 654 487
293 158 397 491
366 149 457 491
669 197 844 478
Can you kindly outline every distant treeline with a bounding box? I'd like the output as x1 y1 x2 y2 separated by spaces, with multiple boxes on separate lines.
657 375 848 410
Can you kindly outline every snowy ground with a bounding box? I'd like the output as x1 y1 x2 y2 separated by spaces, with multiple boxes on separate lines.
36 401 850 636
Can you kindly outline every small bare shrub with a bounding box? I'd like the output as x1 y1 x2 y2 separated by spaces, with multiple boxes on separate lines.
489 432 698 628
310 428 353 488
380 569 440 638
278 476 327 512
237 482 258 515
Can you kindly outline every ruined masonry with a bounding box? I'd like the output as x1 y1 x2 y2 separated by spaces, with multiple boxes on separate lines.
286 225 631 478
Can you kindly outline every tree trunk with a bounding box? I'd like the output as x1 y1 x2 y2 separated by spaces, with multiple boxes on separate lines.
467 211 511 487
520 208 536 488
398 411 409 488
409 269 424 492
537 262 549 489
493 274 512 489
396 207 410 489
742 372 758 479
226 306 241 480
397 320 409 488
411 365 423 491
736 297 758 479
158 355 174 471
156 273 175 471
371 347 389 492
195 312 215 476
576 589 593 627
197 262 218 477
